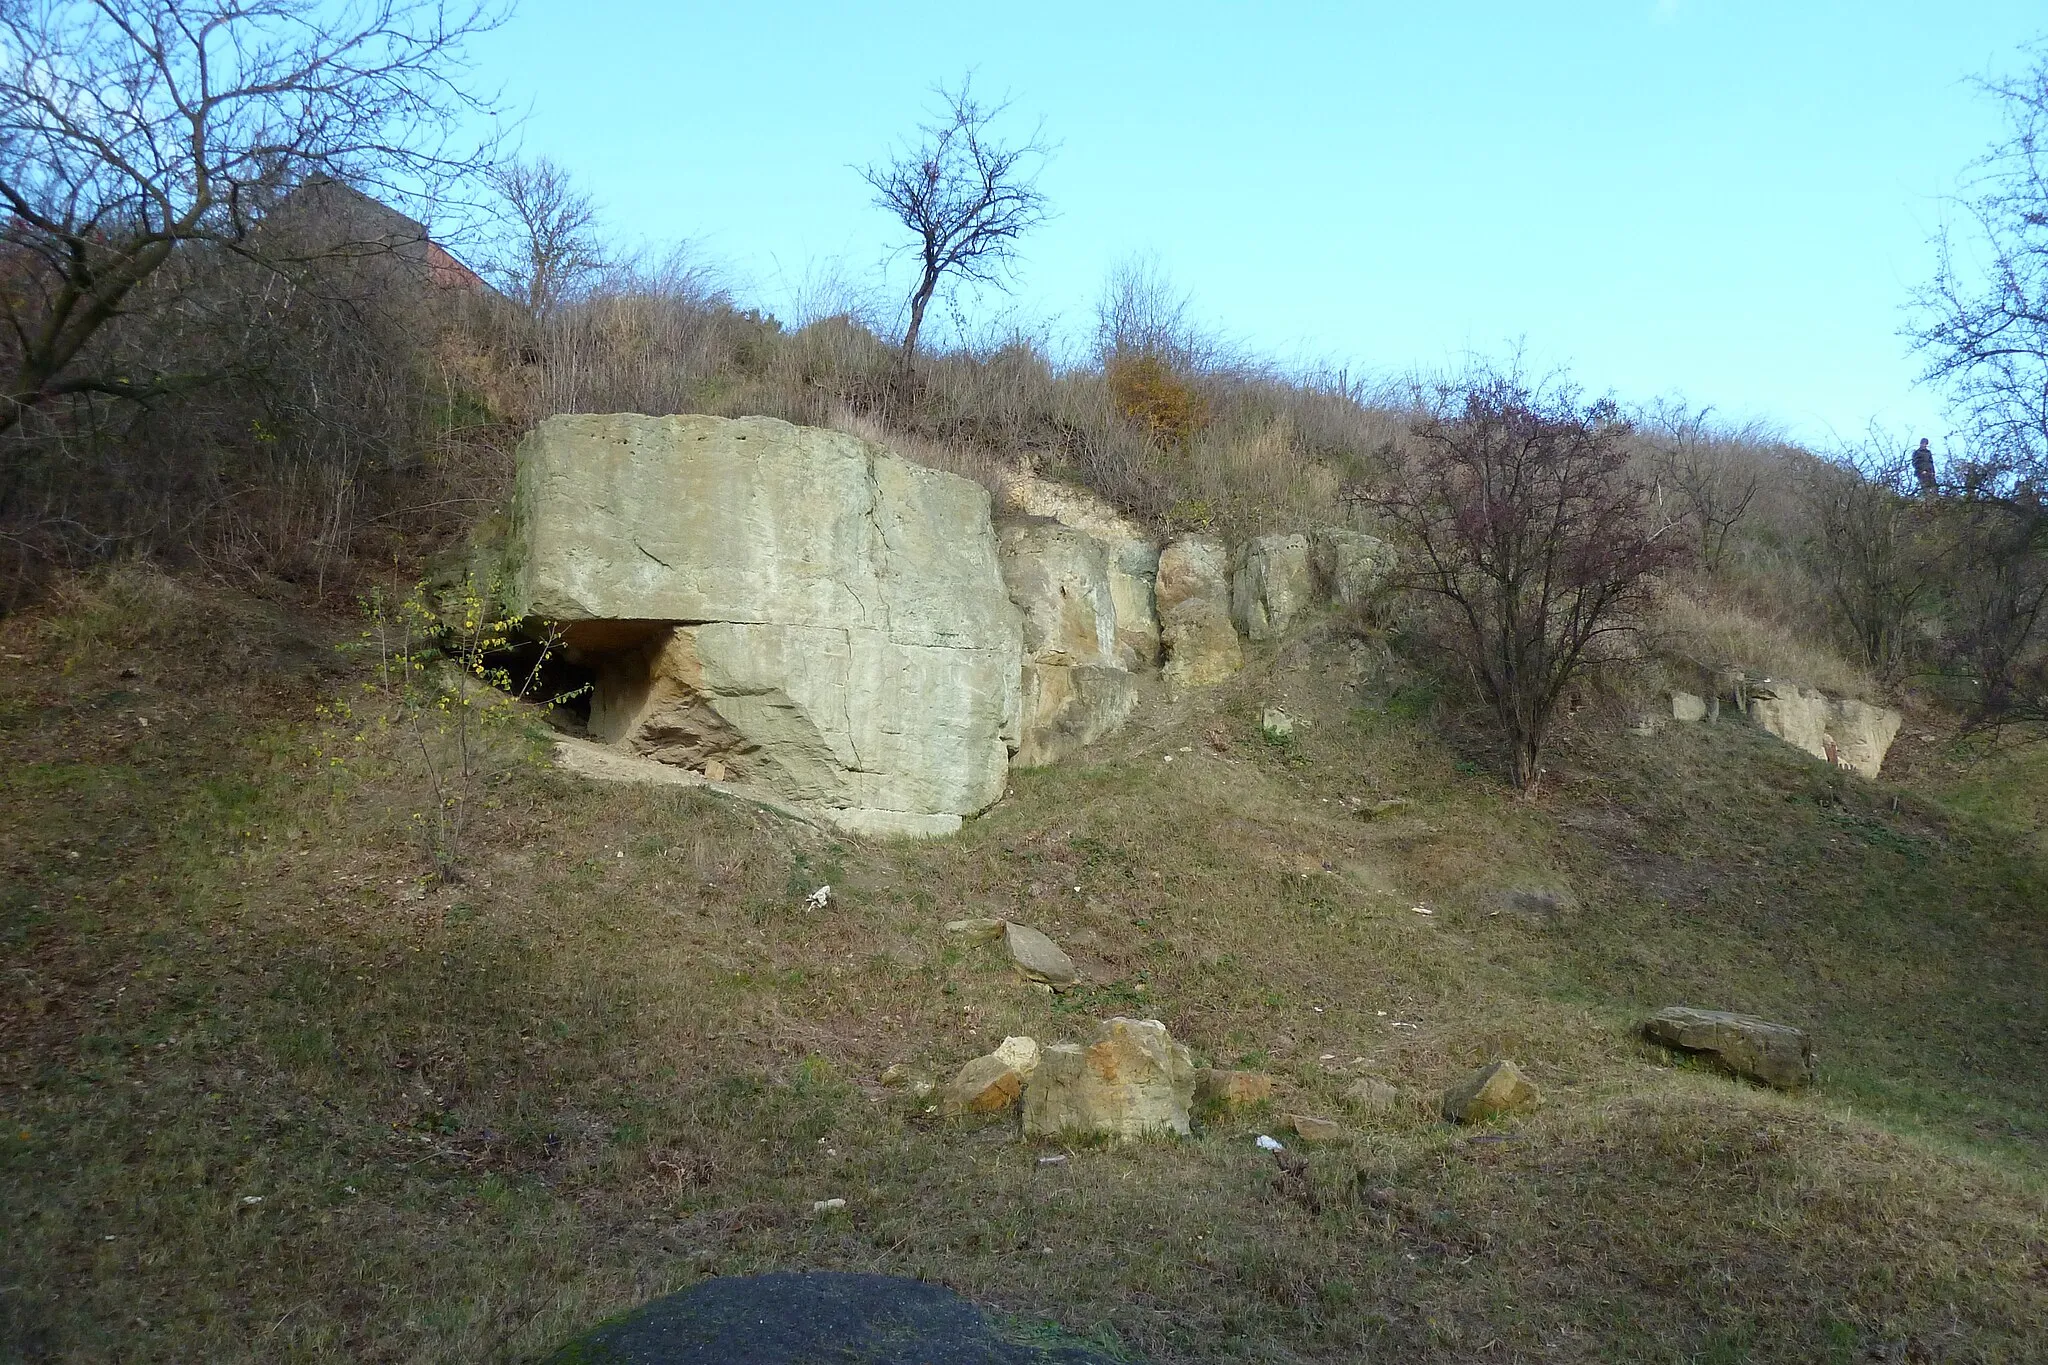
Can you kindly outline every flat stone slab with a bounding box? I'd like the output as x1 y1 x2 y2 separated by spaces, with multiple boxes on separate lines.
548 1272 1127 1364
1643 1006 1815 1090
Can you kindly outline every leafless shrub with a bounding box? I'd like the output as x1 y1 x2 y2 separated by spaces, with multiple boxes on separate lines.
1804 443 1940 686
486 157 606 318
1364 368 1689 788
0 0 505 434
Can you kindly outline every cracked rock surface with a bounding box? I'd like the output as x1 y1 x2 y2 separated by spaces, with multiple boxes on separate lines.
510 414 1022 837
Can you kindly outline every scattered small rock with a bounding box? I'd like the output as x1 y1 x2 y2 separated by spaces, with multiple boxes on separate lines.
811 1198 847 1214
1342 1077 1403 1113
1003 920 1079 986
1358 797 1413 820
803 884 831 910
1195 1069 1276 1107
1260 707 1296 742
702 757 729 782
992 1035 1041 1077
1285 1114 1344 1143
1642 1006 1815 1090
1255 1134 1286 1152
942 1054 1025 1117
942 916 1006 939
1441 1059 1540 1124
1671 691 1708 723
879 1063 913 1087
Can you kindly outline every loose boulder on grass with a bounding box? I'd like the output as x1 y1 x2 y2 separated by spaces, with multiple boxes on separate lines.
1643 1006 1815 1090
1023 1018 1195 1141
1003 920 1079 986
1195 1069 1276 1108
1285 1113 1344 1143
942 1054 1025 1117
1441 1059 1540 1124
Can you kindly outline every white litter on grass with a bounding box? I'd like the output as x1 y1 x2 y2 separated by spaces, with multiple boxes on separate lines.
1255 1134 1285 1153
240 1196 263 1204
804 885 831 910
1390 1021 1419 1030
1037 1154 1068 1166
812 1198 847 1213
1410 905 1434 916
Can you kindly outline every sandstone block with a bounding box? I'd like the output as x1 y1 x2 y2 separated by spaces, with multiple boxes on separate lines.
943 1053 1024 1116
1672 691 1708 722
510 414 1022 836
1441 1059 1540 1124
1643 1006 1815 1090
1003 921 1079 985
992 1036 1042 1077
1195 1069 1276 1107
1022 1018 1196 1141
1230 534 1315 640
1286 1114 1345 1143
1013 663 1137 768
1161 598 1243 686
994 470 1161 668
1308 527 1394 608
1747 680 1902 779
1154 536 1230 618
1342 1077 1403 1112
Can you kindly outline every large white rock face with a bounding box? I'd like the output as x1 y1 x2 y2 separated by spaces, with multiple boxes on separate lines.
1747 681 1903 780
512 414 1023 836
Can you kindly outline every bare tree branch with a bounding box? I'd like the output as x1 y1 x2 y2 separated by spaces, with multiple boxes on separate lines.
0 0 508 437
858 76 1050 365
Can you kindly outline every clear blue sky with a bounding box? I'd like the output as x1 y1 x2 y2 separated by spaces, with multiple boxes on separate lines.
469 1 2044 448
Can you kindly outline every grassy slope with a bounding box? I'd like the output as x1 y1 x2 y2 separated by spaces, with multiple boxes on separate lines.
3 573 2046 1364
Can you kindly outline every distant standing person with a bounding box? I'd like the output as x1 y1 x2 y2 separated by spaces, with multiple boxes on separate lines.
1912 438 1938 496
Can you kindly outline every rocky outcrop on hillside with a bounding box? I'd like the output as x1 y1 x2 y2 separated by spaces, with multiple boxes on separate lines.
1745 681 1902 779
995 519 1137 769
511 414 1021 838
508 414 1390 835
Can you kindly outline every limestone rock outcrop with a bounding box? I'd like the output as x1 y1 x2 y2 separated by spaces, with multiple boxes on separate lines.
996 520 1137 768
1747 681 1902 779
1230 534 1314 641
1156 537 1242 686
511 414 1022 838
1643 1006 1815 1090
996 470 1160 668
1309 527 1395 609
1022 1017 1196 1140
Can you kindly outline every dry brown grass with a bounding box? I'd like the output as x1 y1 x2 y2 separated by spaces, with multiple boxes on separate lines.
5 571 2047 1363
1657 589 1879 699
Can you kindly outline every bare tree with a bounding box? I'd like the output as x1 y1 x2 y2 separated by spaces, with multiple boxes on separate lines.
0 0 505 438
1644 401 1761 575
1806 445 1939 686
1911 44 2048 492
1365 370 1688 789
488 155 604 318
859 78 1049 365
